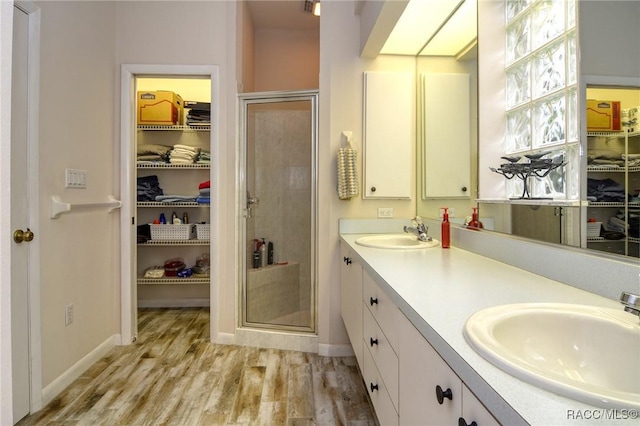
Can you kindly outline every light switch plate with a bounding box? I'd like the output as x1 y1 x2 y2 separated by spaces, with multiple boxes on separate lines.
65 168 86 189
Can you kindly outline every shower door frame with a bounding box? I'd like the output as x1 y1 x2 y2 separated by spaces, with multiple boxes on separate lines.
237 90 319 334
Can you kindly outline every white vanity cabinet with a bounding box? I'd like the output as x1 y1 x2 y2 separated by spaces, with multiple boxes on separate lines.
362 271 401 422
398 315 498 426
340 241 499 426
340 244 363 367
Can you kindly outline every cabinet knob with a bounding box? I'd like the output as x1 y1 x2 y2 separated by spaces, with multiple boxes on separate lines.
343 256 352 265
436 385 453 404
370 186 377 193
458 418 477 426
461 186 468 192
370 297 378 306
370 383 379 393
370 337 378 347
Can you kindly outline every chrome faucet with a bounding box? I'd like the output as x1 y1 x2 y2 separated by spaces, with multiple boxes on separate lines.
404 216 432 242
620 292 640 319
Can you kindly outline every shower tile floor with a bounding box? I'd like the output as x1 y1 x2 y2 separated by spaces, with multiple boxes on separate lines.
17 307 377 425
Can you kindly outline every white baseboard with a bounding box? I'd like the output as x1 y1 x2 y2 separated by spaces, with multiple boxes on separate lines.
41 334 119 407
213 332 235 345
137 298 210 308
318 343 354 357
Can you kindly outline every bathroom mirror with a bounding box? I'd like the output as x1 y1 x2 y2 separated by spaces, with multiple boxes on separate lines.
415 0 639 260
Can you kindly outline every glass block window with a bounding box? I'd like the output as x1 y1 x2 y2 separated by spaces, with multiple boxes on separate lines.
504 0 578 199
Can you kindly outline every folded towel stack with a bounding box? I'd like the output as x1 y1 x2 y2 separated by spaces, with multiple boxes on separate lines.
197 180 210 204
137 144 172 163
197 149 211 164
170 144 200 164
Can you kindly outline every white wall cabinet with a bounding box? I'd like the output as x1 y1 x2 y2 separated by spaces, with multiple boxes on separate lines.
422 73 471 199
340 242 498 426
363 71 413 199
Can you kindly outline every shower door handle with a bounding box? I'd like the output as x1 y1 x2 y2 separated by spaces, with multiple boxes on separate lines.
246 194 259 218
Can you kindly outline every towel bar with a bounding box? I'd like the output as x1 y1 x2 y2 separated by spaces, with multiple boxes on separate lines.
50 195 122 219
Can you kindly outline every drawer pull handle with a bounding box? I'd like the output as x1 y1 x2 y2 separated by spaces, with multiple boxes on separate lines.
370 383 379 393
370 337 378 347
436 385 453 404
343 256 352 265
370 297 378 306
458 418 477 426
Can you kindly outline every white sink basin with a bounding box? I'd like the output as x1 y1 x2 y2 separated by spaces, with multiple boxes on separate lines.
464 303 640 409
355 234 439 249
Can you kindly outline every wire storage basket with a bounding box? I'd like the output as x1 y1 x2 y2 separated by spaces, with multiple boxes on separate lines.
150 224 196 240
196 224 210 240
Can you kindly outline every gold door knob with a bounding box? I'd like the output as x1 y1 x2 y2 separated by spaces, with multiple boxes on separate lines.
13 228 34 243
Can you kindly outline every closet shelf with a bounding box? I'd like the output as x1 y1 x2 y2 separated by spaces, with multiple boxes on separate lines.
137 163 210 169
137 202 208 207
138 240 209 246
587 130 640 138
587 201 625 208
137 124 210 132
137 277 209 285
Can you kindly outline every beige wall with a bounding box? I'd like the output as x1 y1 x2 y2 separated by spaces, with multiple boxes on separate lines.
35 0 118 386
253 28 319 92
318 1 417 348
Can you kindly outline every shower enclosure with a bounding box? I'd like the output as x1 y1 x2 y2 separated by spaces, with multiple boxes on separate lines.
238 91 318 334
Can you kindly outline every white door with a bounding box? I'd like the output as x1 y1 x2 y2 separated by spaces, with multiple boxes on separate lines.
11 4 32 423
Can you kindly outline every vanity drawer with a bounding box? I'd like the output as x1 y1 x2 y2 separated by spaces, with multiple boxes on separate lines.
363 343 399 426
363 269 400 352
364 304 399 411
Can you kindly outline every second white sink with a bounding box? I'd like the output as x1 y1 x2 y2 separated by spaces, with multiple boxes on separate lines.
355 234 439 249
464 303 640 409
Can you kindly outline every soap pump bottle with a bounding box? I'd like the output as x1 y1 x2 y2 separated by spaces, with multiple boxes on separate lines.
468 207 483 230
441 208 450 248
260 238 268 267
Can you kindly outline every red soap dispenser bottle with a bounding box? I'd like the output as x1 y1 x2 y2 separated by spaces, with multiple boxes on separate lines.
468 207 484 230
441 208 450 248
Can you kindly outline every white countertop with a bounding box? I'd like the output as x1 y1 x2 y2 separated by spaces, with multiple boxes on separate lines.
340 231 639 425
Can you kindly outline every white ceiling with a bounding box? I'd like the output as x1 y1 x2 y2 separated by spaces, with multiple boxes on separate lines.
246 0 320 31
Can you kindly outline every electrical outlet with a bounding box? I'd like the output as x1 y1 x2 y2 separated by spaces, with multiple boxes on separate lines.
377 207 394 218
439 208 456 218
65 304 74 326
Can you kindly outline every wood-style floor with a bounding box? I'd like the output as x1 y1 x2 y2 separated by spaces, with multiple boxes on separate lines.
18 308 377 426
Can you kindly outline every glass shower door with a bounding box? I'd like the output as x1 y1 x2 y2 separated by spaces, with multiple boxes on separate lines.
239 91 317 333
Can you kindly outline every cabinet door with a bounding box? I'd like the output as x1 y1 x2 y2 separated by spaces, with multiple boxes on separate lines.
340 243 363 367
399 315 461 425
363 71 413 199
422 73 471 199
461 384 500 426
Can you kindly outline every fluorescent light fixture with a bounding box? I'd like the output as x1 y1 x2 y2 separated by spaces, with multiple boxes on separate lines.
380 0 477 57
419 0 477 56
313 1 321 16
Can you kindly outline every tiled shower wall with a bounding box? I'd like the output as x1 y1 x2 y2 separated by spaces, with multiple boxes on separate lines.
246 104 312 325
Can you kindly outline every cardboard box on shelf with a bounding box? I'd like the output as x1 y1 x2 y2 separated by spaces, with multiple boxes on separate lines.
586 99 621 132
137 91 184 125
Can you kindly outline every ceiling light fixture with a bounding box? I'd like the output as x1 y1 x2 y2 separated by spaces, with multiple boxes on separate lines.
303 0 320 17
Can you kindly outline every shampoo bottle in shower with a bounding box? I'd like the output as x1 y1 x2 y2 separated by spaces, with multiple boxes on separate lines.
260 238 268 267
267 241 274 265
441 208 450 248
253 239 260 269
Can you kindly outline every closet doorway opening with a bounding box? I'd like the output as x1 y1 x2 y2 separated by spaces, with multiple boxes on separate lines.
238 91 318 335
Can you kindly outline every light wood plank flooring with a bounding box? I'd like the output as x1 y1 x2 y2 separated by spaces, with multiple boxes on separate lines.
18 308 377 425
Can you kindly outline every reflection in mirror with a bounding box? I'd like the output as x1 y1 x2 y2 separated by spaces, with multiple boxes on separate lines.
415 0 639 261
415 2 478 226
